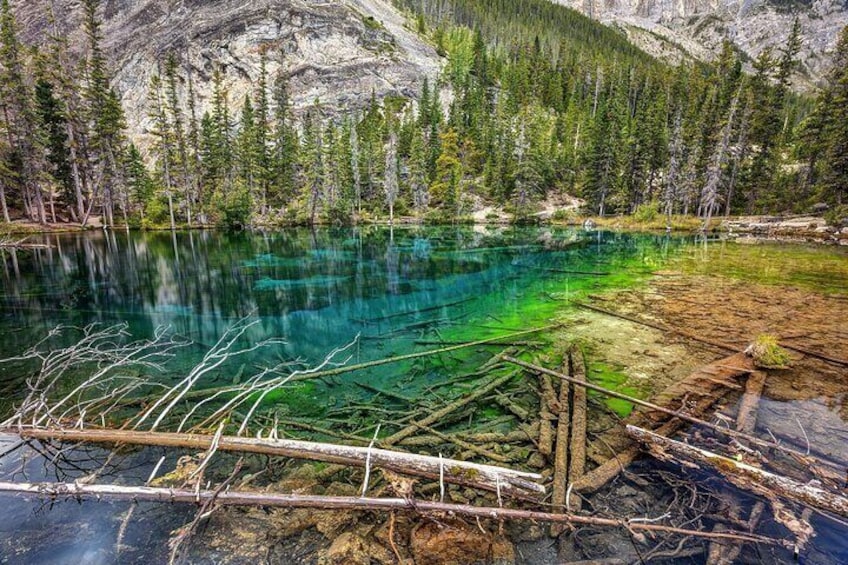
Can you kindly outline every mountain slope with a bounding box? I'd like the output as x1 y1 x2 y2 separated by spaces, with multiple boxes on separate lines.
12 0 442 146
551 0 847 84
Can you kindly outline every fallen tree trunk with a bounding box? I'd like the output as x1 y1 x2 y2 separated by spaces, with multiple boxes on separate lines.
736 371 767 438
9 427 543 497
568 351 587 493
626 425 848 518
551 358 572 535
0 480 785 547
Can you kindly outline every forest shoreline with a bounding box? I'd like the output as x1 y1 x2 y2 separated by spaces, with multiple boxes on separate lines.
2 214 846 246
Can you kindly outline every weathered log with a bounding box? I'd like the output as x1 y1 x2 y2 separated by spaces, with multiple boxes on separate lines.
537 373 558 459
0 481 785 547
626 425 848 518
381 371 518 446
10 427 543 497
551 357 573 535
568 350 587 498
709 370 768 562
736 371 766 439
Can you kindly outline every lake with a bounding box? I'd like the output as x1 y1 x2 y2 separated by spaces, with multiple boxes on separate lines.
0 226 845 563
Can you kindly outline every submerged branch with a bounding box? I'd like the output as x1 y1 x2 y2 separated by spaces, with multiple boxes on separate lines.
0 480 786 548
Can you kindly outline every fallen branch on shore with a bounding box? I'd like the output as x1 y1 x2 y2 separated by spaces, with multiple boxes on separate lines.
8 427 544 497
0 480 786 548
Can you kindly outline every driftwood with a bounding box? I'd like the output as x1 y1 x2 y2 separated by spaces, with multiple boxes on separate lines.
626 425 848 518
550 357 572 535
568 350 587 496
0 481 785 547
10 427 543 497
381 371 518 446
736 370 766 437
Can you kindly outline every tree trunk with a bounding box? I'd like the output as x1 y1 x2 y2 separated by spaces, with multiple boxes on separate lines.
10 427 543 498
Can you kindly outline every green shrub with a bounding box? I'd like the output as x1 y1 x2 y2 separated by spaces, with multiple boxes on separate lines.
632 201 660 223
824 204 848 227
143 195 170 227
212 185 252 230
551 208 576 222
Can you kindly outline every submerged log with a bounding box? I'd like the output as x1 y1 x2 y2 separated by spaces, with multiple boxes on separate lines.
502 353 815 494
551 357 573 535
736 370 767 438
381 371 518 446
10 427 544 497
537 373 559 459
626 425 848 518
0 480 785 547
568 351 587 496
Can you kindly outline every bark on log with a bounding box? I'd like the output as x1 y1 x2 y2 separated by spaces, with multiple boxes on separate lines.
537 373 558 459
568 350 587 496
10 427 543 497
0 481 784 547
626 425 848 518
551 357 573 535
736 371 766 441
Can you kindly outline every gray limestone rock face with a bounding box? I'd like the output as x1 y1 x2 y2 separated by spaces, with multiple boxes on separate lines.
551 0 847 85
12 0 442 149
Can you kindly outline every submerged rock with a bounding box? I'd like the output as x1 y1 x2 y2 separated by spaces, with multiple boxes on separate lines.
410 519 515 565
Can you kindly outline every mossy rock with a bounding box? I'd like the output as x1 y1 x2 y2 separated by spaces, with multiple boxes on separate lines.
746 334 792 369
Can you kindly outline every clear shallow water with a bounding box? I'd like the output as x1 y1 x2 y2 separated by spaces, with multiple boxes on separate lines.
0 227 683 416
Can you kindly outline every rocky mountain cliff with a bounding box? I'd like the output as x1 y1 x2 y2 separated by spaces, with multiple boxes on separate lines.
11 0 442 148
552 0 847 84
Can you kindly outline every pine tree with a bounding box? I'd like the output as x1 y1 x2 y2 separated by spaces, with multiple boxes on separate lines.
407 129 429 216
164 52 192 226
430 128 462 220
254 50 271 213
272 60 296 205
0 0 46 223
816 25 848 206
147 73 176 229
82 0 127 226
700 91 739 225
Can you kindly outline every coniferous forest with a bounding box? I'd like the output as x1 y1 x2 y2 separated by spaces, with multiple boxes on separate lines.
1 0 847 230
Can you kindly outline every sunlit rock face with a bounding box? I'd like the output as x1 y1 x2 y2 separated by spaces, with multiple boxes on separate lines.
552 0 847 86
11 0 442 148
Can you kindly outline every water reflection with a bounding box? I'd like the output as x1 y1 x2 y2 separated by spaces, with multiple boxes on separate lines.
0 227 683 369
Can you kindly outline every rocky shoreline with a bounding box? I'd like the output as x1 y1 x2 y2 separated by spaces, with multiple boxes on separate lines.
720 216 848 246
